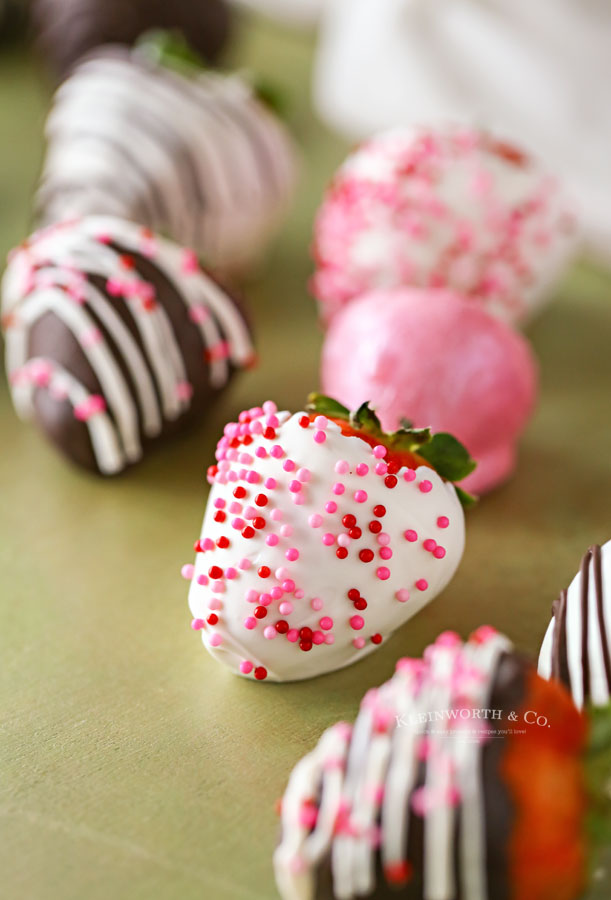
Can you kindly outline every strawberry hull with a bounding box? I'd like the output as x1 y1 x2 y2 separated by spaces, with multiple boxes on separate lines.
187 403 465 682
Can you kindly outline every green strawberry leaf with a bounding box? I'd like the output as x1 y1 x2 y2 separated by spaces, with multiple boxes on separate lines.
306 393 350 421
305 395 478 508
251 76 289 119
136 29 207 75
586 705 611 853
454 486 478 509
417 433 477 482
588 703 611 756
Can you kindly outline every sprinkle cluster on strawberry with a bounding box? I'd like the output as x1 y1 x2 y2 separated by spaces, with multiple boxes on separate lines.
184 394 476 681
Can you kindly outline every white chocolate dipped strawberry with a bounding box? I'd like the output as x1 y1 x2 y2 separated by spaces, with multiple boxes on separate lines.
184 395 474 682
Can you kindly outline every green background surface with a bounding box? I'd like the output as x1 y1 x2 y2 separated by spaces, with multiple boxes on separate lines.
1 13 610 900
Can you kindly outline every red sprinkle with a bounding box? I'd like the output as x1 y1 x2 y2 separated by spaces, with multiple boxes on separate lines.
194 540 204 552
342 514 357 529
214 511 226 523
208 565 223 579
253 517 266 530
300 627 313 640
275 620 289 634
207 465 218 479
384 475 398 489
254 606 267 619
216 536 229 549
207 614 219 626
347 588 360 602
336 547 348 559
386 461 400 475
255 494 268 507
369 520 382 534
234 486 246 499
242 526 255 539
371 633 383 644
359 549 374 563
299 415 310 428
264 427 276 439
373 505 386 518
258 566 271 578
254 666 267 680
299 640 313 652
348 527 362 540
354 598 368 610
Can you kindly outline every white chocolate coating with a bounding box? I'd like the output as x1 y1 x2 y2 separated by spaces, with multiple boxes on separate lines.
312 127 576 326
538 540 611 709
274 629 512 899
313 0 610 257
187 405 465 681
37 49 297 273
2 216 253 474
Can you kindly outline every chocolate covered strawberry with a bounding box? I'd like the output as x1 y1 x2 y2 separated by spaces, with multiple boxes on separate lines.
183 395 475 682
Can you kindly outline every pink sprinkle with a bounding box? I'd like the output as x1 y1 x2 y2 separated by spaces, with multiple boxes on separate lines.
265 478 277 490
286 548 299 561
239 660 253 674
333 483 345 495
209 633 222 647
396 589 410 603
266 414 279 428
374 462 388 476
322 533 335 546
271 445 284 459
419 480 433 493
324 634 335 645
255 447 267 458
376 567 391 581
472 625 498 644
275 567 289 580
238 558 251 570
211 581 225 593
311 597 323 611
415 579 429 591
354 490 367 503
266 534 279 547
404 469 416 482
81 327 102 348
231 518 245 530
279 601 293 615
434 546 447 559
181 564 194 580
312 631 325 645
335 460 349 474
297 468 311 482
423 539 437 552
280 524 293 537
225 568 237 580
208 597 222 610
262 400 277 414
246 471 260 484
214 498 226 509
436 631 462 647
246 589 260 604
350 615 364 630
244 617 257 630
282 579 295 593
325 501 338 513
287 628 299 643
228 502 242 514
239 452 254 465
373 445 387 459
380 547 392 560
282 458 295 471
404 530 418 542
314 430 326 443
320 616 333 630
377 533 390 546
191 618 204 630
196 574 208 586
356 463 369 476
293 493 305 506
181 248 199 273
271 509 283 522
289 480 301 493
314 415 328 430
263 626 277 640
309 514 323 528
259 593 272 606
437 516 450 529
271 587 284 600
244 506 257 520
294 589 305 600
353 637 366 649
337 534 351 548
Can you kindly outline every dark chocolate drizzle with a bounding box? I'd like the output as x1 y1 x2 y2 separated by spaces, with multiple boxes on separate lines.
550 544 611 703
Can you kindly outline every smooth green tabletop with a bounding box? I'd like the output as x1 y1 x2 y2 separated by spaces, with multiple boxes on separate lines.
1 15 611 900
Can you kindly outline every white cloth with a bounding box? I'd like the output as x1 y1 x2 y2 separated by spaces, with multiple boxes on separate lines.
314 0 611 258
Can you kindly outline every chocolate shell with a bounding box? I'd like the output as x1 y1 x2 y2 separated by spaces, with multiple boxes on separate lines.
2 216 254 474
